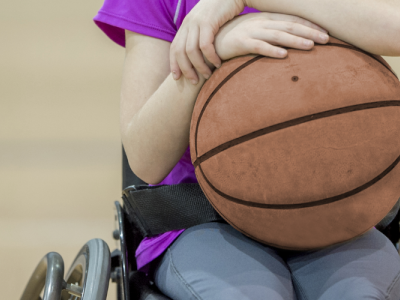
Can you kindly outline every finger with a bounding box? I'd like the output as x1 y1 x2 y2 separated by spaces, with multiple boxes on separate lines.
170 49 182 80
277 22 329 44
199 26 222 68
281 21 330 44
173 29 199 84
170 34 183 80
186 26 212 79
245 38 288 58
259 21 329 46
171 29 199 84
252 29 315 51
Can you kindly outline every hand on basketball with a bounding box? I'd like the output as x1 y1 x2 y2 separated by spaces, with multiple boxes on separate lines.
169 0 329 85
213 12 330 62
170 0 244 84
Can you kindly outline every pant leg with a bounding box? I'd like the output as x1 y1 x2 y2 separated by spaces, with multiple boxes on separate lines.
153 222 297 300
283 228 400 300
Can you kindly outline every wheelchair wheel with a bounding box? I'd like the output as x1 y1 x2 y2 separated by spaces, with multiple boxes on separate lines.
61 238 111 300
20 252 65 300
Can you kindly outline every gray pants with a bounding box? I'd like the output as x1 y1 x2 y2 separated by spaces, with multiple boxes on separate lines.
153 222 400 300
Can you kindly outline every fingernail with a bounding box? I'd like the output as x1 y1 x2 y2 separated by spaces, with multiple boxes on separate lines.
172 71 178 80
320 33 329 41
303 40 313 46
215 63 221 69
191 79 198 85
320 28 328 34
204 73 210 80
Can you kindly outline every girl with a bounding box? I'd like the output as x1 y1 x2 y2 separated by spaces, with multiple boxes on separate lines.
93 1 400 299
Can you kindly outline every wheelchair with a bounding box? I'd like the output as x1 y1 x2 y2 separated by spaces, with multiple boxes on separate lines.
20 148 400 300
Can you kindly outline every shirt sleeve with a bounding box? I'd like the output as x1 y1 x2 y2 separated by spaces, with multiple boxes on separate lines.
93 0 178 47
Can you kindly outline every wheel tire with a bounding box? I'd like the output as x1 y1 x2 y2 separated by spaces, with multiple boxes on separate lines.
62 239 111 300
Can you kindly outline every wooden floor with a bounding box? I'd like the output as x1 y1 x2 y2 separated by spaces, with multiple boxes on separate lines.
1 0 400 299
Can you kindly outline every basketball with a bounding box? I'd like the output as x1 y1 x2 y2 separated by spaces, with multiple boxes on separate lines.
189 36 400 251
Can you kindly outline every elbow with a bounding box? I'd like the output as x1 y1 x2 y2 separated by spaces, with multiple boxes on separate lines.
122 142 150 184
390 37 400 57
390 16 400 56
377 12 400 56
127 160 158 185
350 19 400 56
360 43 400 57
374 40 400 57
124 150 160 185
122 141 166 185
376 23 400 56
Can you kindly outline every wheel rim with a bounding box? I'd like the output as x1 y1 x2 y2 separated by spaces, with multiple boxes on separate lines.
20 252 64 300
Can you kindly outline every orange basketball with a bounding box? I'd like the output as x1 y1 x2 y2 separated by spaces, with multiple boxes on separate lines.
189 36 400 251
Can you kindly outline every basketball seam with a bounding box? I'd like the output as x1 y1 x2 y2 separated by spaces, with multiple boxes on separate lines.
192 47 400 210
196 153 400 209
323 43 398 79
193 44 398 166
194 101 400 168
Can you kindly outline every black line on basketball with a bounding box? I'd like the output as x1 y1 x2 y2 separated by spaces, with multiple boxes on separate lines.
196 153 400 209
194 44 398 162
193 101 400 168
192 43 400 210
321 43 398 79
194 55 263 157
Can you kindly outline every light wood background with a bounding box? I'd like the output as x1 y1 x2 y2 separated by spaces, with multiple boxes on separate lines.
1 0 400 299
2 0 123 299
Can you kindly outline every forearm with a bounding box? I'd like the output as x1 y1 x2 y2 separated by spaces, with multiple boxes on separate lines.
244 0 400 56
123 71 209 185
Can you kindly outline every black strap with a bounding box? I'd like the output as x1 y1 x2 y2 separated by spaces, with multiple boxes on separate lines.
122 183 227 237
122 183 400 238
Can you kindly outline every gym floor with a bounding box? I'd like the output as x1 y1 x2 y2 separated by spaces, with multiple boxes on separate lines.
1 0 400 299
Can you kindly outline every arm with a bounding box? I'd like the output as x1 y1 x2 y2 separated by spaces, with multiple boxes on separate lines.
244 0 400 56
121 30 214 185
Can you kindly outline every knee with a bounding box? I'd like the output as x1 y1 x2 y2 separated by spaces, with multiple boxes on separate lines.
319 278 389 300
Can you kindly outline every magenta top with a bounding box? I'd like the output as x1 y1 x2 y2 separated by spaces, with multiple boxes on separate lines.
93 0 260 275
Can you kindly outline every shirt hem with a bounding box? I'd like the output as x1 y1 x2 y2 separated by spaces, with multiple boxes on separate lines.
93 10 176 46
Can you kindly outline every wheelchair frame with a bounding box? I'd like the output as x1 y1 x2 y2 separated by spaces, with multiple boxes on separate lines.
20 148 400 300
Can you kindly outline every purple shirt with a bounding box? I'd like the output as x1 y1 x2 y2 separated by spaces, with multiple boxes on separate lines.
93 0 260 275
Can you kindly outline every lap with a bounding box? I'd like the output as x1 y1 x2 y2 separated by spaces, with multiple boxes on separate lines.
153 222 296 300
153 223 400 300
282 227 400 300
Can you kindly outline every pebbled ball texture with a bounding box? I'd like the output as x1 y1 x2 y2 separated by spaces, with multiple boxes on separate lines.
189 36 400 250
